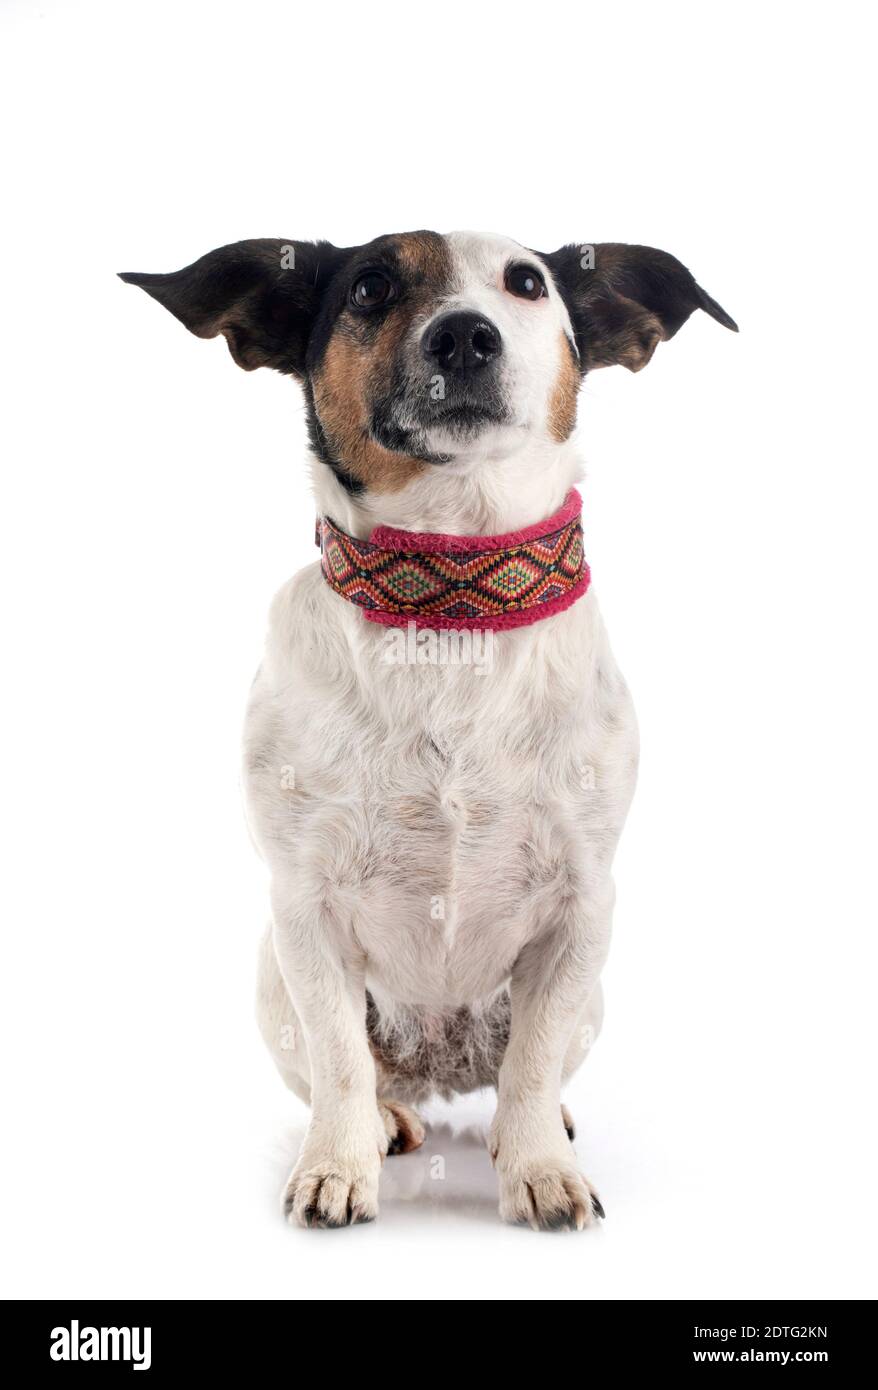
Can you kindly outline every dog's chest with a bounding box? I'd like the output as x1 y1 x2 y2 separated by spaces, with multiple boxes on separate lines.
244 572 637 1007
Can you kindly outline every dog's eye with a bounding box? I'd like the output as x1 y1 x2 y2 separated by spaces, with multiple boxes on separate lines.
504 264 547 301
351 272 395 309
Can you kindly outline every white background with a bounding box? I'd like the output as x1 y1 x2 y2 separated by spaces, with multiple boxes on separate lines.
1 0 876 1301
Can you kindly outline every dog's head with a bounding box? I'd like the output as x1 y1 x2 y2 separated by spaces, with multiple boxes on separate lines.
121 231 736 496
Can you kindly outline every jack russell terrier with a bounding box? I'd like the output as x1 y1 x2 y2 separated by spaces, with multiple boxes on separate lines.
121 232 736 1230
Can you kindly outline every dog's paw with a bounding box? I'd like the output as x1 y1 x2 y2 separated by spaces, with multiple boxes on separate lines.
497 1160 604 1232
379 1098 426 1156
282 1159 380 1228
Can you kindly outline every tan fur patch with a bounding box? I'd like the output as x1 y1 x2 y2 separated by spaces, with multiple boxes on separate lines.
616 305 664 371
311 232 453 494
313 331 425 493
395 230 453 283
584 294 665 372
548 334 580 441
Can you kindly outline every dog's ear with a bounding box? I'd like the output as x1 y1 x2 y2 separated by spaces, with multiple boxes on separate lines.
119 239 347 376
541 243 738 373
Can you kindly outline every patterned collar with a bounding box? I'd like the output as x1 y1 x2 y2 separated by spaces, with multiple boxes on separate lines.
315 488 590 631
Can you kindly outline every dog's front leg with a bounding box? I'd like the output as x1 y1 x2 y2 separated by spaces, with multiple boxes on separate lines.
490 893 612 1231
271 890 386 1228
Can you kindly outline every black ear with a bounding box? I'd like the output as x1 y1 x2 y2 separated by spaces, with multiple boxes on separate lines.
541 243 738 373
119 239 347 376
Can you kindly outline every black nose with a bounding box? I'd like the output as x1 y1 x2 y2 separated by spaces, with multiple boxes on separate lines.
421 312 502 374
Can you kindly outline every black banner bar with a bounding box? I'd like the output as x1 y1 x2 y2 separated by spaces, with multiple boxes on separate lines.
2 1300 873 1374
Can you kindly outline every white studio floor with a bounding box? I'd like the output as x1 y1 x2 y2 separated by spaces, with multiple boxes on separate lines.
4 895 872 1303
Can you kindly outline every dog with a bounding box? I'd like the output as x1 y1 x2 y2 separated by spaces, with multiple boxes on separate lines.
121 232 735 1230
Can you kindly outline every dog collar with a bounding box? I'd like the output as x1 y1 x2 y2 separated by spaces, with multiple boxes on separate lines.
315 488 590 631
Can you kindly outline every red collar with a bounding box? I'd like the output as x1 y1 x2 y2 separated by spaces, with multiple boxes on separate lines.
316 488 590 631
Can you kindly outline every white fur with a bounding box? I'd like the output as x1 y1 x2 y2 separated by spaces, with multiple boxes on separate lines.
245 234 639 1230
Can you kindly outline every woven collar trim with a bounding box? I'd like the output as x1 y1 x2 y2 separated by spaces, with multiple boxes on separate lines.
315 488 590 631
